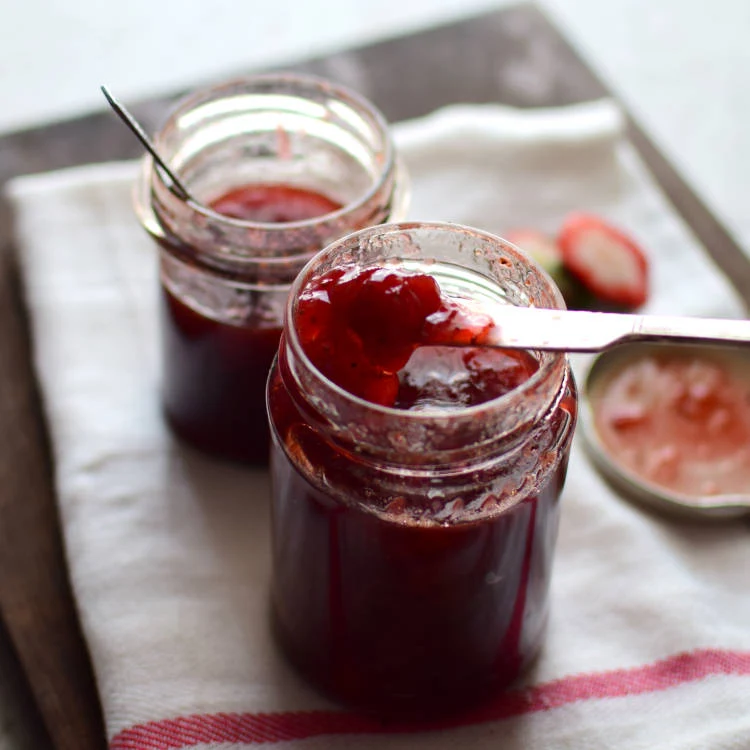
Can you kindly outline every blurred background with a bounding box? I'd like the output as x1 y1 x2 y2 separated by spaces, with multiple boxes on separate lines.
1 0 748 251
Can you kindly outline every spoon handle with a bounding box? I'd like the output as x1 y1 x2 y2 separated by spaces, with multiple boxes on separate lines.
100 86 193 203
483 306 750 352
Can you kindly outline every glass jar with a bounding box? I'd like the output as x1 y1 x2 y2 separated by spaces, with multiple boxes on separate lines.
267 222 578 716
134 74 407 464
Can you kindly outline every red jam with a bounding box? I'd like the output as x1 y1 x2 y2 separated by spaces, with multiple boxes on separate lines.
269 264 576 715
210 184 342 223
296 265 537 407
591 348 750 496
161 184 342 464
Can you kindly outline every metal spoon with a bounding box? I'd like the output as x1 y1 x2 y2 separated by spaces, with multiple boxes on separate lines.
482 305 750 353
100 85 194 203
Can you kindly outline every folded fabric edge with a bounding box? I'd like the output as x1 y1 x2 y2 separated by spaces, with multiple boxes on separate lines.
3 99 623 198
3 160 140 200
393 98 624 150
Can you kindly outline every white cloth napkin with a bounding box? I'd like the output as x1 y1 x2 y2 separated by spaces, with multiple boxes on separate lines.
7 100 750 750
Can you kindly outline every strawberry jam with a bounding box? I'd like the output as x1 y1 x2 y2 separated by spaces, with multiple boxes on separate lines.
269 233 577 717
295 264 538 408
210 184 342 224
161 184 342 464
590 346 750 497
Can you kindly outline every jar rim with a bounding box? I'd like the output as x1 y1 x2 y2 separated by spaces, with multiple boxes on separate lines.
148 72 397 233
284 221 569 444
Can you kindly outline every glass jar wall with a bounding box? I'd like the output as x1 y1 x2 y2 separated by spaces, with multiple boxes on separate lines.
134 74 407 463
267 222 577 716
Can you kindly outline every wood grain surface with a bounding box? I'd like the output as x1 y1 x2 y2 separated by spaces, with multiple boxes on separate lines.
0 4 748 748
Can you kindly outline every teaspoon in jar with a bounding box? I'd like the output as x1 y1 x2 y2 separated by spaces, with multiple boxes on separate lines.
480 306 750 353
100 85 195 203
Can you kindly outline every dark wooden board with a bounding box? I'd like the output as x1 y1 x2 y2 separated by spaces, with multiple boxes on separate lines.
1 4 748 748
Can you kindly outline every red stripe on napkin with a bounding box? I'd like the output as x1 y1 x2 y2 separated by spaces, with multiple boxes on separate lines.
110 648 750 749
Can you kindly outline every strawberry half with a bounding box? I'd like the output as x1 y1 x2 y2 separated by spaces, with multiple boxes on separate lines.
506 228 590 310
558 213 649 309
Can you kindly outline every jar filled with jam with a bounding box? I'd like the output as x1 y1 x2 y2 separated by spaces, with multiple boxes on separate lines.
267 222 578 716
134 74 406 464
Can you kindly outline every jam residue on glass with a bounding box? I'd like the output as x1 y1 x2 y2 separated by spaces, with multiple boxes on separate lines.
295 264 539 408
161 184 342 464
269 262 575 715
591 348 750 496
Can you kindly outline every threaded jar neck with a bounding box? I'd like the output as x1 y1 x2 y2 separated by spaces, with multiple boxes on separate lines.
134 74 406 283
278 221 571 468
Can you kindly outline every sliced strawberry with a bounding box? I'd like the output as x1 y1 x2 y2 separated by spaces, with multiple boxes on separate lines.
506 228 589 311
558 213 648 309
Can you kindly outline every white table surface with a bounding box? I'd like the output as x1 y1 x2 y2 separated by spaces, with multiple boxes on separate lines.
2 0 748 254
